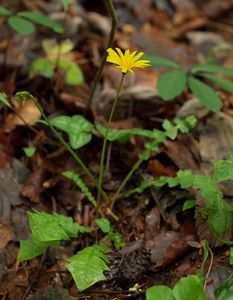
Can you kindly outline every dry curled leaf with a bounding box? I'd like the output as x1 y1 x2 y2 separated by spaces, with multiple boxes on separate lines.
3 100 41 132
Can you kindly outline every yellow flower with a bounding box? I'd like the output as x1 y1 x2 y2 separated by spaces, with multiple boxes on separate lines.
106 48 151 75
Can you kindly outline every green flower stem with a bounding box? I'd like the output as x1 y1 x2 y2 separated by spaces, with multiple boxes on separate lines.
32 98 108 202
110 158 143 209
97 73 126 209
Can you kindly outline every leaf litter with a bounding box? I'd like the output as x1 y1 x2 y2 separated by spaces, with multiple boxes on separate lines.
0 0 233 299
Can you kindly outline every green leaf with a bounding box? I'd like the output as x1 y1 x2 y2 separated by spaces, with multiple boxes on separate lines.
62 171 97 207
7 16 35 35
176 170 194 188
108 231 124 250
188 76 223 112
215 273 233 300
0 92 11 107
162 119 178 139
61 0 72 11
213 159 233 183
29 58 54 78
157 69 187 100
65 243 109 292
28 210 78 241
200 73 233 93
17 239 59 261
17 11 64 33
146 286 174 300
173 275 207 300
49 57 84 86
192 64 233 77
96 218 111 234
230 248 233 265
143 55 179 68
23 147 36 157
49 115 93 149
42 39 74 55
183 199 196 211
96 124 153 143
0 6 11 16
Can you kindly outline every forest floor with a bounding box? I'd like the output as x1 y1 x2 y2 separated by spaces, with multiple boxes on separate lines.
0 0 233 299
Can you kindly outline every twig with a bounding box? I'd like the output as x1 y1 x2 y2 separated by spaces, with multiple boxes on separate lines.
86 0 118 109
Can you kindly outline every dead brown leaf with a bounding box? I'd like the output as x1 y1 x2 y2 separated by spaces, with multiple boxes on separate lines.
0 225 14 249
4 100 41 132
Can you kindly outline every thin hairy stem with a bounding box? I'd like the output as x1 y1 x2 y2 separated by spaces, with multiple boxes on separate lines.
97 73 125 210
86 0 118 109
110 158 143 209
32 98 108 202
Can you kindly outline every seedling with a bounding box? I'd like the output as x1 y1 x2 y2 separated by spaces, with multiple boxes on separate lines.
29 39 84 86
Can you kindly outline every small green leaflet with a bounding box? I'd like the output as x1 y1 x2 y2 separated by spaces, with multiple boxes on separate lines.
65 243 109 292
49 115 93 149
23 146 36 157
215 273 233 300
143 55 179 68
200 73 233 94
29 58 54 78
188 76 223 112
17 239 59 262
96 218 111 234
96 218 124 249
0 92 11 107
17 11 64 33
157 69 187 100
62 171 97 207
28 210 79 241
61 0 72 11
182 199 196 211
0 6 11 16
192 64 233 77
7 16 35 35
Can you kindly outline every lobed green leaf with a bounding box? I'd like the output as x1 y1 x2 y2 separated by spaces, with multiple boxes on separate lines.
65 243 109 292
28 210 79 241
49 115 93 149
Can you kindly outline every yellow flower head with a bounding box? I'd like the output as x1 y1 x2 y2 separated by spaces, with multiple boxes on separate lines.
106 48 151 75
